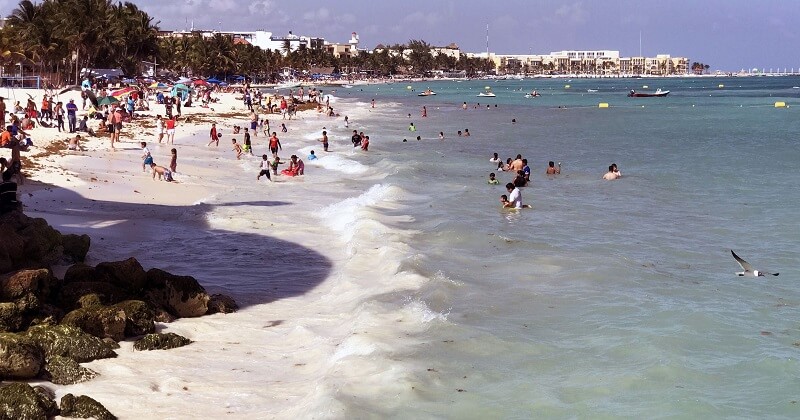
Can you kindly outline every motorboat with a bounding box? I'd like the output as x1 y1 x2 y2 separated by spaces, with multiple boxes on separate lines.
587 89 599 93
275 81 301 90
524 90 541 98
478 92 496 97
418 89 437 96
628 88 670 97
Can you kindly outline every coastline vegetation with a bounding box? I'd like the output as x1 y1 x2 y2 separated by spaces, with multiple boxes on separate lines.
1 0 494 83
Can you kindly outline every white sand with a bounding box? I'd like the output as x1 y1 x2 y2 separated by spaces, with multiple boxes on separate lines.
11 86 386 417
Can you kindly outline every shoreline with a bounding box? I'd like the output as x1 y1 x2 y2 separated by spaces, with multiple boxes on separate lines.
9 87 378 417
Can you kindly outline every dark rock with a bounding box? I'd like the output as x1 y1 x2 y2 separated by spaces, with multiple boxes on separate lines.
63 263 109 284
24 324 117 363
42 355 97 385
61 234 91 263
0 333 44 379
17 215 65 269
112 300 155 337
133 332 192 351
59 393 116 420
145 268 209 318
0 382 59 420
77 293 103 308
207 294 239 314
61 306 127 341
25 303 63 327
0 223 26 274
153 307 176 323
57 281 127 312
0 269 54 300
0 302 23 332
96 258 147 295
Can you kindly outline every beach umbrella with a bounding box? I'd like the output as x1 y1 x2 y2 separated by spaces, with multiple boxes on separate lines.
206 77 222 84
97 96 119 106
170 83 191 97
192 79 209 86
149 82 168 89
175 77 192 84
110 86 137 98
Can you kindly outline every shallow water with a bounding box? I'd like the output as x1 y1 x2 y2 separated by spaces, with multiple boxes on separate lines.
42 76 800 418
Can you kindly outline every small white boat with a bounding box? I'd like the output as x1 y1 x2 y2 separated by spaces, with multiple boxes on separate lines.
587 89 599 93
524 90 541 98
418 89 437 96
275 81 301 90
477 92 496 97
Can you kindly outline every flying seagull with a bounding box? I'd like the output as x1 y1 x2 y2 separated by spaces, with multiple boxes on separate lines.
731 250 779 277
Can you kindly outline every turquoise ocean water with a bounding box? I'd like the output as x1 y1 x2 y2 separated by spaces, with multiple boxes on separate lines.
319 76 800 418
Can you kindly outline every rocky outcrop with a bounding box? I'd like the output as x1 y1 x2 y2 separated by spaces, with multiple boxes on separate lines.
59 393 116 420
61 233 91 263
112 300 155 336
0 382 59 420
42 355 97 385
133 332 192 351
0 333 43 379
0 206 236 408
96 257 148 295
0 209 88 273
61 306 127 341
145 268 209 318
23 324 117 363
207 293 239 314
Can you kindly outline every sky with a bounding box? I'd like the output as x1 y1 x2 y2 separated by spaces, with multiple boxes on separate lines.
2 0 799 71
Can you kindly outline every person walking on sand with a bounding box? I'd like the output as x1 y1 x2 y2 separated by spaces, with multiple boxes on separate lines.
231 138 243 160
110 108 123 149
422 106 427 117
165 116 176 144
169 148 177 173
208 122 219 147
141 142 153 172
156 115 164 143
54 101 65 132
66 99 78 133
319 130 329 152
257 154 272 181
268 132 282 157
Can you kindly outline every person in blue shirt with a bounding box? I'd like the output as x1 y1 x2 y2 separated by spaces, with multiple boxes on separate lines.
522 159 531 182
65 99 78 133
307 150 317 161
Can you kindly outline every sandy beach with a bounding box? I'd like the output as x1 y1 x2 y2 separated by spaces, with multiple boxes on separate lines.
7 86 393 418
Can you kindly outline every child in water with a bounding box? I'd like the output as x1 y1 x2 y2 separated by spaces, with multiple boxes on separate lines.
488 173 499 185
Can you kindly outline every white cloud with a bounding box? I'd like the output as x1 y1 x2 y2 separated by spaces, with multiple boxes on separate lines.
402 11 441 26
248 0 276 16
555 2 588 25
303 7 330 21
209 0 237 12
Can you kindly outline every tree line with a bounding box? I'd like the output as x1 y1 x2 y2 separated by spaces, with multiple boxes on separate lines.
1 0 493 83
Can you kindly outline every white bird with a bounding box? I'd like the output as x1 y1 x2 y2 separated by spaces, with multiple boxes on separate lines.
731 250 779 277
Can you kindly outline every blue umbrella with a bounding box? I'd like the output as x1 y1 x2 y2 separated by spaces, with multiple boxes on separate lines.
170 83 191 97
206 77 222 84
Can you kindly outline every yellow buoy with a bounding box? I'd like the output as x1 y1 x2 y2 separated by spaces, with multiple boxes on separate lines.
406 86 412 90
598 103 609 108
485 86 491 90
642 85 649 89
774 101 787 108
564 85 571 89
718 84 724 88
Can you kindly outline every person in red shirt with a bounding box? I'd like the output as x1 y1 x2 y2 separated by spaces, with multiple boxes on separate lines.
165 116 176 144
207 122 219 147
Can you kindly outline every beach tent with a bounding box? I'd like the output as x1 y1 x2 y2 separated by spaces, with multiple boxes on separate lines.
171 83 191 97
